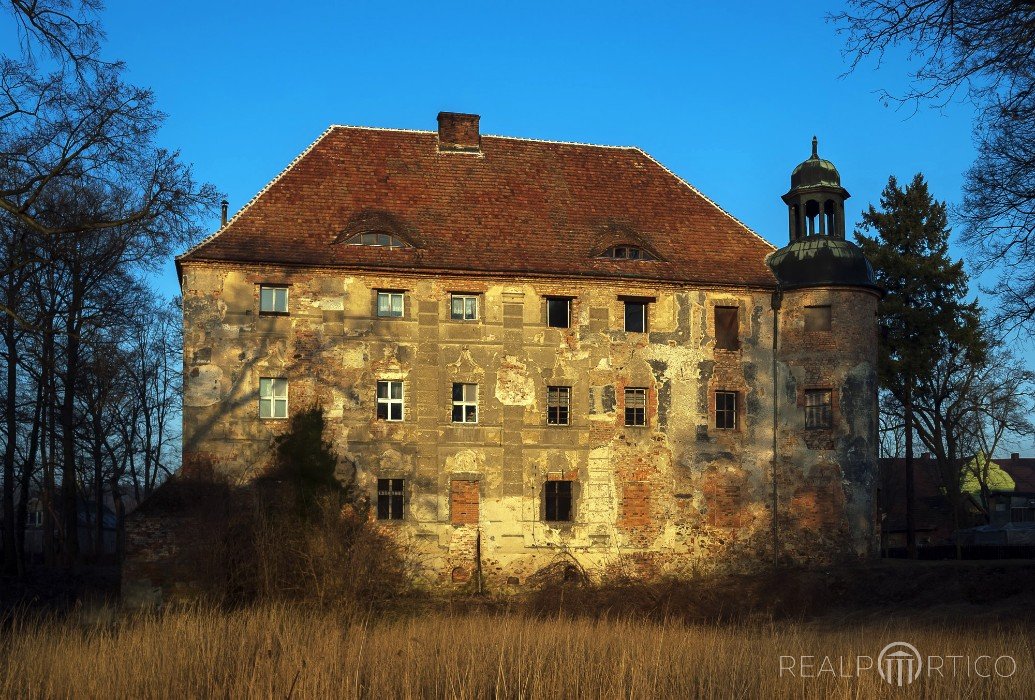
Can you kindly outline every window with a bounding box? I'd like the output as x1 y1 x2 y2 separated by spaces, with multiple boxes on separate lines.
452 383 478 423
259 285 288 314
547 297 571 328
547 386 571 425
1011 507 1035 523
376 380 404 421
716 391 737 430
26 510 41 527
625 387 647 427
377 291 404 318
805 305 832 332
377 478 404 520
715 306 739 350
600 245 656 261
624 300 647 333
259 378 288 419
544 480 573 522
344 231 410 248
804 389 832 429
450 294 478 320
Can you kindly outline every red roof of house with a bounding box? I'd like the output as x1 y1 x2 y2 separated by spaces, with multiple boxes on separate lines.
179 121 777 287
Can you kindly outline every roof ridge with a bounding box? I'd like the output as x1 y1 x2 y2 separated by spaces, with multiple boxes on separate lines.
177 125 337 261
328 123 638 151
632 148 776 252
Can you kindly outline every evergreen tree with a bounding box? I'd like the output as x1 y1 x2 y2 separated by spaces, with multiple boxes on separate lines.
856 174 986 558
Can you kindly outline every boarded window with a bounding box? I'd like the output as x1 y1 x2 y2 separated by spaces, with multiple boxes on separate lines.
547 386 571 425
715 391 737 430
804 389 832 429
547 297 571 328
715 306 739 350
625 387 647 427
377 478 404 520
805 305 832 332
450 480 480 525
545 480 573 521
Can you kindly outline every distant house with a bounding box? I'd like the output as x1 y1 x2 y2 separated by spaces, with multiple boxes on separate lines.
880 453 1035 550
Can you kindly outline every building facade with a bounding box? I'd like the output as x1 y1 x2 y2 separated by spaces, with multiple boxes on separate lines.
156 114 879 590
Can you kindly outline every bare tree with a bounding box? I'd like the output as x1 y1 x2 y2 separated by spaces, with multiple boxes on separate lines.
834 1 1035 334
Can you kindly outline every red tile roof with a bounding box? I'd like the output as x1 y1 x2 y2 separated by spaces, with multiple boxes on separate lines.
179 125 777 287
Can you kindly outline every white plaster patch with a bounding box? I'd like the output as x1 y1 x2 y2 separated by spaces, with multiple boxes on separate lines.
184 365 223 406
495 356 535 406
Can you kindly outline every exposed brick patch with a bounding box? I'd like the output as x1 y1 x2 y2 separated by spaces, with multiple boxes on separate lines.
450 480 479 526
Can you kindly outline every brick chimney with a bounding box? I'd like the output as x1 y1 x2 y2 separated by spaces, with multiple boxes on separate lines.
1012 452 1020 462
437 112 480 153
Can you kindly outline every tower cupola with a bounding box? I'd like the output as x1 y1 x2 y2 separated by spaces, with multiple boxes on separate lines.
781 137 850 241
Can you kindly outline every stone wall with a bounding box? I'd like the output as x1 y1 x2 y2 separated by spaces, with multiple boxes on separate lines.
166 261 878 589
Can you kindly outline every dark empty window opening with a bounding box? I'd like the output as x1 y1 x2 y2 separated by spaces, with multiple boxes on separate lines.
345 231 411 248
715 306 739 350
804 389 833 429
804 305 832 332
547 297 571 328
545 480 573 522
805 200 820 236
547 386 571 425
625 300 647 333
377 478 404 520
600 245 655 261
716 391 737 430
625 387 647 427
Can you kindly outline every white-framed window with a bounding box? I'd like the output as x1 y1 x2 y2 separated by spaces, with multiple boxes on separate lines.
452 383 478 423
259 377 288 419
377 291 404 318
376 380 404 421
259 285 289 314
450 294 478 320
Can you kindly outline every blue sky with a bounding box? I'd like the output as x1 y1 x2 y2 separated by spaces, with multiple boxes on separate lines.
89 1 1030 450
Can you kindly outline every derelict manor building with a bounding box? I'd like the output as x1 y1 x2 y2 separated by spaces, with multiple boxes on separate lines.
165 113 880 588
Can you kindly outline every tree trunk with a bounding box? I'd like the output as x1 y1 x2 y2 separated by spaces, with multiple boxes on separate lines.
2 314 18 575
905 379 917 560
60 293 82 568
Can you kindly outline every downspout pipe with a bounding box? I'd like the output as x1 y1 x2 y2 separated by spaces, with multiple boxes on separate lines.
770 287 783 569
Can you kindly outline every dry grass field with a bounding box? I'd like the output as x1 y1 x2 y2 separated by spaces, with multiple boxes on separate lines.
0 604 1031 699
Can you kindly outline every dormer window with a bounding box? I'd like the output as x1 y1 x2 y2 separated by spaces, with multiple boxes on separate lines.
599 245 655 261
343 231 411 248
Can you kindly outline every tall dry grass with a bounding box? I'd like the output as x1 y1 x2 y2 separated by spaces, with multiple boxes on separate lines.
0 605 1030 698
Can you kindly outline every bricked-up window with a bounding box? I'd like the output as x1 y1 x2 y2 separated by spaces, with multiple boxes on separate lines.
805 305 832 332
452 383 478 423
259 285 288 314
715 391 737 430
544 480 573 521
624 300 647 333
376 291 404 318
450 294 478 320
804 389 833 429
377 478 404 520
625 387 647 426
715 306 739 350
259 378 288 419
547 297 571 328
547 386 571 425
376 380 403 421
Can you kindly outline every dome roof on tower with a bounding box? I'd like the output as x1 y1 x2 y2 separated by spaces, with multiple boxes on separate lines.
790 136 842 189
767 237 880 292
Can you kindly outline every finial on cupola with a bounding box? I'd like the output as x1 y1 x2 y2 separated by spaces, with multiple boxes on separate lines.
811 135 818 159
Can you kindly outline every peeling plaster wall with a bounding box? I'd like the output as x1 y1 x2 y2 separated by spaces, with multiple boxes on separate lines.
173 262 878 586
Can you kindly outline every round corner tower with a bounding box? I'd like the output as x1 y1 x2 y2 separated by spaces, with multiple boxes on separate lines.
766 138 881 560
